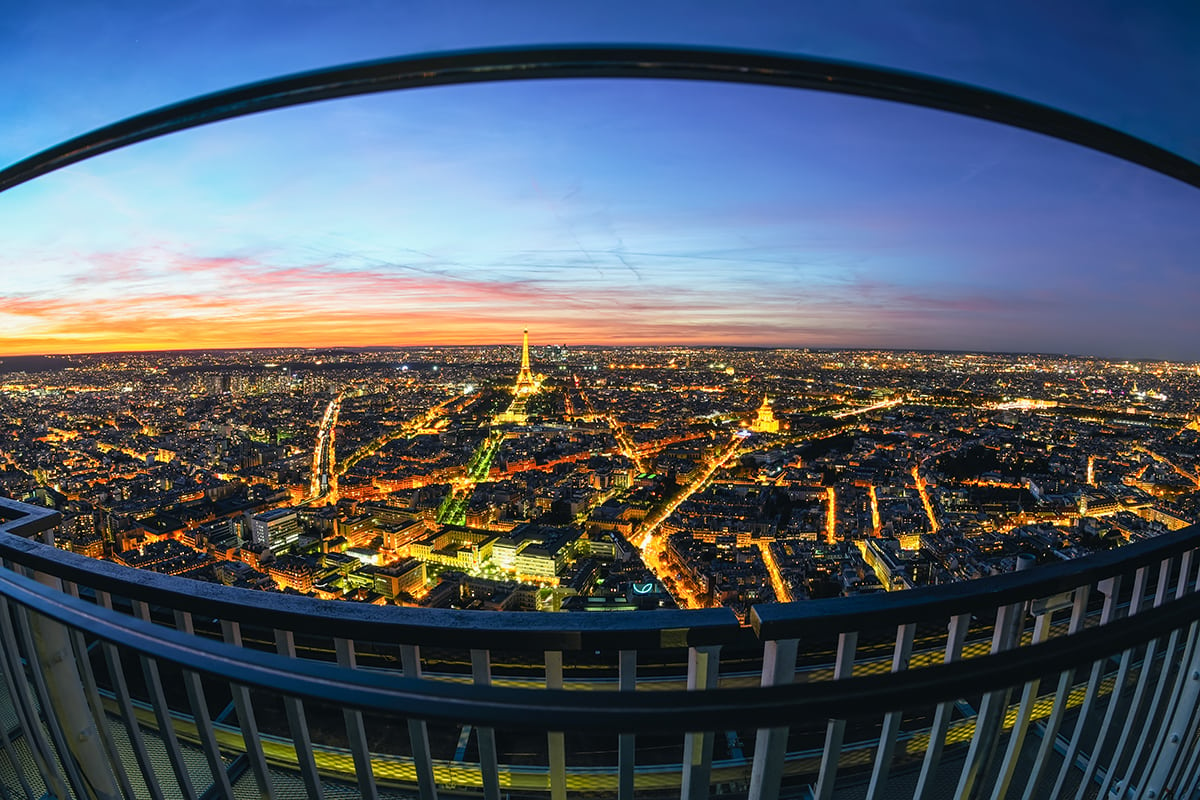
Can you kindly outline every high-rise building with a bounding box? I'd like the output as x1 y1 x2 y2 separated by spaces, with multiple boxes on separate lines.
248 507 301 553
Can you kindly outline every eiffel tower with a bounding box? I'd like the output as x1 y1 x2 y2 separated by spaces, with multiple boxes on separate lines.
514 328 537 396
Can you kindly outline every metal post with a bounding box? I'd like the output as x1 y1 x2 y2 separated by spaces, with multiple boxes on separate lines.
0 593 65 800
94 590 166 800
1162 622 1200 793
400 643 438 800
470 649 501 800
814 631 858 800
1047 577 1121 800
914 612 971 800
989 604 1055 800
1072 565 1153 800
334 637 379 800
61 581 136 800
545 650 566 800
747 637 799 800
681 646 720 800
1121 558 1199 797
953 602 1023 800
1138 619 1200 800
1022 584 1091 800
865 623 915 800
618 649 636 800
14 597 102 800
274 629 325 800
174 610 234 799
26 571 121 800
220 620 274 800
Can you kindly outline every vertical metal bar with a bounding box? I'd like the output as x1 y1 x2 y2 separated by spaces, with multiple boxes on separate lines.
1071 565 1153 800
219 620 274 800
747 637 799 800
95 591 166 800
128 599 197 800
953 602 1023 800
1047 577 1122 800
12 598 94 800
0 594 63 800
1180 656 1200 800
0 716 28 800
400 644 438 800
1164 622 1200 793
814 631 858 800
0 628 38 800
67 624 137 800
1119 558 1196 798
617 649 636 800
274 629 325 800
1022 584 1091 800
469 649 500 800
544 650 566 800
61 580 137 800
334 638 379 800
680 646 720 800
1137 553 1200 797
24 571 125 800
1171 550 1200 797
1136 618 1200 800
865 622 915 800
989 608 1053 800
173 610 234 799
914 612 971 800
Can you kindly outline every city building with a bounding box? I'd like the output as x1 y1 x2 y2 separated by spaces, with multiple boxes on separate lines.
248 506 301 553
750 394 780 433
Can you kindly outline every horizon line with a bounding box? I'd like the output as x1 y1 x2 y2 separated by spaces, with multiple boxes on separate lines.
3 342 1198 365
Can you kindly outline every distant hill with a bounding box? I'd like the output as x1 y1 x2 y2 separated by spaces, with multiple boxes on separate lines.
0 355 72 375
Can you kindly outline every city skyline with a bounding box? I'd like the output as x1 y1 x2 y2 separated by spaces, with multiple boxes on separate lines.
2 3 1199 361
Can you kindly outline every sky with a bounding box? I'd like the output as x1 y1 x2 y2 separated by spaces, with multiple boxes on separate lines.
1 1 1199 360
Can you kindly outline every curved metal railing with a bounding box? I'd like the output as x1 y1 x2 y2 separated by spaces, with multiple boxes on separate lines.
2 496 1199 800
1 45 1198 197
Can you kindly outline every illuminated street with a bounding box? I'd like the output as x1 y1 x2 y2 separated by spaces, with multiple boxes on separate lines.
912 465 940 534
758 540 793 603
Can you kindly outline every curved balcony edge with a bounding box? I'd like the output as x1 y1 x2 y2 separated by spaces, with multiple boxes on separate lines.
5 496 1200 651
1 543 1198 735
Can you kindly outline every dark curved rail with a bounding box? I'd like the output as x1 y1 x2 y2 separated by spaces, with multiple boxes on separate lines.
1 45 1199 196
3 543 1199 735
4 497 1198 651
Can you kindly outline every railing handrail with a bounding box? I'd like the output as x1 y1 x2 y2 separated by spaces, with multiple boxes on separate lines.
2 551 1198 734
4 496 1198 649
2 45 1198 198
0 498 743 651
0 496 60 539
753 523 1200 639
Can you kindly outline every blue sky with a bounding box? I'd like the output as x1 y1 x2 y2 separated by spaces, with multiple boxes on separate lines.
1 1 1198 358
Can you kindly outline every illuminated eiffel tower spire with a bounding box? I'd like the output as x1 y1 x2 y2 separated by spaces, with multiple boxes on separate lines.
514 328 537 395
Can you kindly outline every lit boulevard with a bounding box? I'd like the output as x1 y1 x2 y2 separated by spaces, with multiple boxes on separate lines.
1136 445 1200 490
636 434 744 608
912 464 940 534
868 484 881 535
308 391 344 501
825 486 837 544
758 539 793 603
